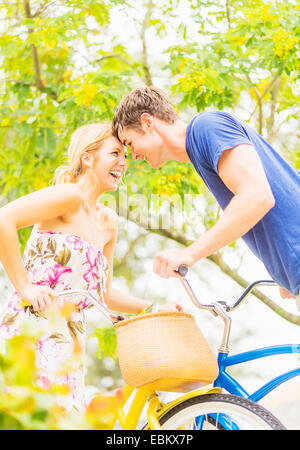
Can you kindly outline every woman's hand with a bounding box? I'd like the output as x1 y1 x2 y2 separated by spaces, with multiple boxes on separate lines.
18 284 58 311
158 302 183 312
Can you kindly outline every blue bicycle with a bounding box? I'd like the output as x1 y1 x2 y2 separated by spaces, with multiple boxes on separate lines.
156 266 300 430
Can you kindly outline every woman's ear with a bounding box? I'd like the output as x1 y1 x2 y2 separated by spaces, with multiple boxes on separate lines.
80 151 93 169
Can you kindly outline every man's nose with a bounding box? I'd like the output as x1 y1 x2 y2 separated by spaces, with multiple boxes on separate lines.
131 150 139 161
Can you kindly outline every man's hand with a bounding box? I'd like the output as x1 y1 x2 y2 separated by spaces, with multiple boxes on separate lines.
279 286 296 299
153 248 194 279
279 286 300 312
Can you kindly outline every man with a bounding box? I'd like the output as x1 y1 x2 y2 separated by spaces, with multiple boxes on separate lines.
112 86 300 311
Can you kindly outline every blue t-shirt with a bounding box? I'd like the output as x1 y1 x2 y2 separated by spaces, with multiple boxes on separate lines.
186 111 300 295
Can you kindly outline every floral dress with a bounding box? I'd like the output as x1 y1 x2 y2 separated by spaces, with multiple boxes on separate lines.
0 228 108 413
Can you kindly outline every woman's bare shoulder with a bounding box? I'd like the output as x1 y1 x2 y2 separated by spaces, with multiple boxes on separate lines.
46 183 84 207
96 204 119 230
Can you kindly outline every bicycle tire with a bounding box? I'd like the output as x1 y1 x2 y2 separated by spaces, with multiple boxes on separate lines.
155 393 287 430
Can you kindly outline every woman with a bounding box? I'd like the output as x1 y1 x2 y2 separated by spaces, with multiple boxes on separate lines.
0 123 180 413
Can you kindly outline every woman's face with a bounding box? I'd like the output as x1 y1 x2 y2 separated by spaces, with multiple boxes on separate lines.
84 136 127 192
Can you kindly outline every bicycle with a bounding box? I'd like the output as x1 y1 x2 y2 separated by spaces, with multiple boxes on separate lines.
55 265 299 430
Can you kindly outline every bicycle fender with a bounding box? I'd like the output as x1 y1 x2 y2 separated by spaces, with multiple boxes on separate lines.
144 386 222 429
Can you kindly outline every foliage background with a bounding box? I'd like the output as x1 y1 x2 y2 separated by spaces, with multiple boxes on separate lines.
0 0 299 429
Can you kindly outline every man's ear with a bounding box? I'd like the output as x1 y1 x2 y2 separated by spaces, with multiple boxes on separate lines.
140 112 153 131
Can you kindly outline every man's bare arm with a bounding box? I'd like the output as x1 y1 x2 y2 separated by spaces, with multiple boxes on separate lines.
154 144 275 277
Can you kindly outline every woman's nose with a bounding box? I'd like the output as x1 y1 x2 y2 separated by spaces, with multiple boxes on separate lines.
119 155 127 167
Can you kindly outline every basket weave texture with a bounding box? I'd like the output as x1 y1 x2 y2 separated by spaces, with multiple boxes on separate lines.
115 311 219 392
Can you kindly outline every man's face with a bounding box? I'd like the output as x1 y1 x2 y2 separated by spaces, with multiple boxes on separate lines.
118 126 166 169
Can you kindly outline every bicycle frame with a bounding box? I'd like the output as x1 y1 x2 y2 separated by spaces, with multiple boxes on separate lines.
54 289 221 430
110 384 221 430
56 281 299 430
179 275 300 403
214 344 300 402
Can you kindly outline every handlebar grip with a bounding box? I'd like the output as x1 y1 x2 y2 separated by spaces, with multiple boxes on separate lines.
177 264 189 277
20 299 31 307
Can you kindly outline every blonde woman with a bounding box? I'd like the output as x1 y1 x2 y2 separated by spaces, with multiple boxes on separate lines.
0 123 180 413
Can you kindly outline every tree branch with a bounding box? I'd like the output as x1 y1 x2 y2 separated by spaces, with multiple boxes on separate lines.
95 53 133 67
225 0 231 29
246 74 263 135
140 0 153 86
118 212 300 326
31 1 54 17
208 253 299 325
114 233 147 271
267 75 281 143
24 0 44 91
23 0 57 100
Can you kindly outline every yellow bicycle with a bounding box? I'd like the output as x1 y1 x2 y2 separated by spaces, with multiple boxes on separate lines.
52 266 287 430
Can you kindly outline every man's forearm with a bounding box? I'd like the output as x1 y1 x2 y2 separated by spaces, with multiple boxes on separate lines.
188 191 275 263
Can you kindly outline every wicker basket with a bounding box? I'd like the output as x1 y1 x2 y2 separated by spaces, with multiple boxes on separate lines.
115 311 219 393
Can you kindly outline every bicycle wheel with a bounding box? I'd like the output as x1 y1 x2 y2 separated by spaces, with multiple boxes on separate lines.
156 393 286 430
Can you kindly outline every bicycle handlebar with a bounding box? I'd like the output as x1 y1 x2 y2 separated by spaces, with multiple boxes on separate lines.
53 266 276 325
57 290 125 324
176 264 277 312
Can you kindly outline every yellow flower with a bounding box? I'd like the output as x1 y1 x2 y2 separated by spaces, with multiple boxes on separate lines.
260 7 273 22
83 86 99 107
1 118 10 126
273 32 296 57
18 114 28 123
237 36 246 46
9 104 18 112
177 74 190 84
193 73 206 86
273 27 287 43
62 69 73 82
35 17 43 26
274 47 283 57
178 59 188 72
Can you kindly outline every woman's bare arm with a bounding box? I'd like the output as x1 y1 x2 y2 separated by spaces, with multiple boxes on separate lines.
101 208 182 313
0 184 82 308
101 208 152 313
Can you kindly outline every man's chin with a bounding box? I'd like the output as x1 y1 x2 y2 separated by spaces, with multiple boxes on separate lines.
152 161 166 169
149 159 166 169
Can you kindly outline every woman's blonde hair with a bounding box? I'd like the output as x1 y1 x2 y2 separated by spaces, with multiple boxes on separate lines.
54 123 112 184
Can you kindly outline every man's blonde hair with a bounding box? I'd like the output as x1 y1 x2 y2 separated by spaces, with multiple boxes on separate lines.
54 123 112 184
112 86 178 141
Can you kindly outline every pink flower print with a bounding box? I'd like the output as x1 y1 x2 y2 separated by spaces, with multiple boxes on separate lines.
76 296 92 310
37 336 73 373
36 375 52 390
97 251 106 269
66 235 85 252
83 248 101 290
0 321 20 339
0 323 10 337
64 374 77 391
37 264 72 289
29 267 40 282
7 292 23 312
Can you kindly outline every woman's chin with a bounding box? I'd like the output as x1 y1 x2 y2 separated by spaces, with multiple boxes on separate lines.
105 182 119 192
